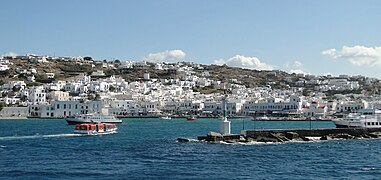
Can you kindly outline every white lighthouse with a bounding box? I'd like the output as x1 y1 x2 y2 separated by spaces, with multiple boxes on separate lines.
220 93 231 135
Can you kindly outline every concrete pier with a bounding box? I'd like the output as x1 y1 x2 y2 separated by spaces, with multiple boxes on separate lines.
197 128 381 143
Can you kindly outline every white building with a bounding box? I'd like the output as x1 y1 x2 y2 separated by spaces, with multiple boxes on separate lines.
336 101 367 113
28 86 46 105
40 100 103 118
0 107 29 117
242 95 303 116
302 101 328 117
2 81 26 91
1 97 20 105
46 73 55 79
0 64 9 71
49 91 70 101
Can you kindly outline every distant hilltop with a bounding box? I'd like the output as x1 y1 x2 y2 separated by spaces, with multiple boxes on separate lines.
0 54 379 95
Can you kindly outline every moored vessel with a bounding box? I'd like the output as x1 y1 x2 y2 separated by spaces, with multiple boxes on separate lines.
332 109 381 128
66 114 122 125
186 116 197 121
160 116 171 120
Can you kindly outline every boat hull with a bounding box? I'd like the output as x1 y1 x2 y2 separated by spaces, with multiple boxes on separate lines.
74 130 118 135
66 119 122 125
335 124 362 128
332 119 381 128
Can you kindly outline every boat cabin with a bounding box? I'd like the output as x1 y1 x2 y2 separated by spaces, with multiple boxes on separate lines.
75 123 117 133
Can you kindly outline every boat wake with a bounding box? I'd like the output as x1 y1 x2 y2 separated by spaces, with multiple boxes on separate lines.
0 133 86 141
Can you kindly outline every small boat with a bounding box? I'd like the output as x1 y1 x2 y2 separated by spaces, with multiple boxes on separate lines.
186 116 197 121
66 114 122 125
74 123 118 135
160 116 171 120
332 109 381 128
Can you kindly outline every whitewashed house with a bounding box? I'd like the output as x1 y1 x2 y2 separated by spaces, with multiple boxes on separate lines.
46 73 55 79
2 81 26 91
40 100 103 118
0 107 28 117
242 95 303 116
0 64 9 71
336 101 367 113
1 97 20 105
302 101 328 117
28 86 46 105
49 91 70 101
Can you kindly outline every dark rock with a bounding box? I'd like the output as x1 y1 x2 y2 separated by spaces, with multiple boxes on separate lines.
320 135 332 140
225 140 238 144
300 136 310 141
285 132 300 140
177 138 190 142
256 136 279 143
331 133 355 139
368 132 381 138
245 137 256 142
362 134 371 138
206 131 224 142
197 136 207 141
208 131 223 137
270 133 289 142
238 136 249 143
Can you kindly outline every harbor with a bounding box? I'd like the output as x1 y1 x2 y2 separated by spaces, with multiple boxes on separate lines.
189 95 381 144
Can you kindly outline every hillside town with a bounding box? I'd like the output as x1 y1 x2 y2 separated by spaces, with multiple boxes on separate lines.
1 53 381 120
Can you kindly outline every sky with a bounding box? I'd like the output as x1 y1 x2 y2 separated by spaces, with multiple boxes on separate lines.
1 0 381 78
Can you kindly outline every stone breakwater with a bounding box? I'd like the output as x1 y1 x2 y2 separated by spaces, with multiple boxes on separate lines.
189 128 381 143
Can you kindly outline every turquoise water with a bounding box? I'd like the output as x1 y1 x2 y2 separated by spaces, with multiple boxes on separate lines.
1 118 381 179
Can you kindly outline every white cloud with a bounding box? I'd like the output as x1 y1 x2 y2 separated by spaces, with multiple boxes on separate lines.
284 60 309 75
214 55 273 70
143 50 186 62
1 52 18 57
291 61 303 69
322 45 381 67
285 61 302 69
290 69 308 75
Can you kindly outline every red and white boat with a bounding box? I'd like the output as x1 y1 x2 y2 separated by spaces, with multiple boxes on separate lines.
74 123 118 135
186 116 197 121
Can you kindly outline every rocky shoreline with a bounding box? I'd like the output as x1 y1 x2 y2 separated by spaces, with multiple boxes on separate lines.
177 128 381 144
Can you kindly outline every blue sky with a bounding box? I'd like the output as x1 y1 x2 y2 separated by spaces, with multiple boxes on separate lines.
1 0 381 78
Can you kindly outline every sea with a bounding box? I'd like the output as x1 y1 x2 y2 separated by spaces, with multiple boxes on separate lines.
1 118 381 179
